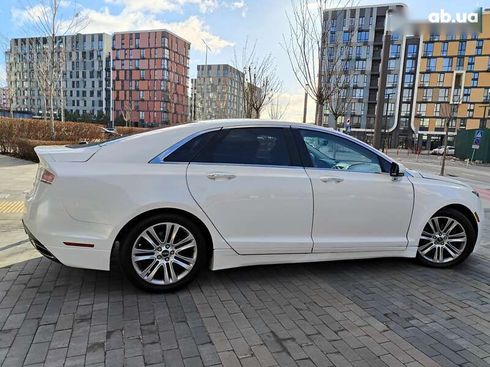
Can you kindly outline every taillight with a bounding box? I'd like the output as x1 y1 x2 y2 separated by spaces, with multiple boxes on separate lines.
40 169 55 184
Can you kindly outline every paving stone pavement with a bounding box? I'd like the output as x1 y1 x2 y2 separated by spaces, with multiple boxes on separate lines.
1 248 490 366
2 154 490 366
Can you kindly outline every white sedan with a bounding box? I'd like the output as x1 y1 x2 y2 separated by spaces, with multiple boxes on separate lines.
23 120 483 292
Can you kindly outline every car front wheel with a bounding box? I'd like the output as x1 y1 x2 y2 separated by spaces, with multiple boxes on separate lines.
120 213 207 292
416 208 476 267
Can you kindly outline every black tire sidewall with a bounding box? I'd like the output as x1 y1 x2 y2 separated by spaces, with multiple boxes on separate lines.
416 208 476 268
119 213 207 292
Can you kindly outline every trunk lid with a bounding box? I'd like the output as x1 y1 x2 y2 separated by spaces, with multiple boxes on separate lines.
34 144 101 163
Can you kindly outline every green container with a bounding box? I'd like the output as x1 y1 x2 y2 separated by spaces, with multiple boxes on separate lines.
454 128 490 163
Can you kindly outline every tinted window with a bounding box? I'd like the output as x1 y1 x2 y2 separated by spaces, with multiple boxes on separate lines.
194 128 291 166
298 129 384 173
165 131 217 162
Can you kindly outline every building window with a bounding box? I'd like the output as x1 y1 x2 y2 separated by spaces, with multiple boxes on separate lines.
353 88 364 98
401 103 411 116
476 40 483 55
424 42 433 57
343 31 350 43
484 88 490 103
429 33 439 41
402 88 412 102
417 103 427 115
442 58 452 72
404 74 414 87
434 103 440 116
140 70 145 79
458 41 466 56
329 32 336 43
390 44 400 58
355 60 366 70
387 74 398 87
439 88 449 102
387 59 396 70
456 57 464 70
420 73 429 86
435 119 444 128
440 42 448 56
422 89 432 101
437 73 444 86
407 44 417 58
468 56 475 71
139 111 145 122
357 31 369 42
359 16 365 27
462 88 471 102
419 118 429 127
467 103 474 118
140 91 144 100
471 72 479 87
405 59 416 73
426 58 436 72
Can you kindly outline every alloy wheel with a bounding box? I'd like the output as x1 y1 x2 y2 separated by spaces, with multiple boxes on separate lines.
418 216 467 264
131 222 198 285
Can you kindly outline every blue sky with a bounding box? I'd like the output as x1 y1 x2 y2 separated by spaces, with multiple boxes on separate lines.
0 0 487 121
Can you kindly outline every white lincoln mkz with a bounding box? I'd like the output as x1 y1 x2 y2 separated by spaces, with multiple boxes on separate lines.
23 120 483 291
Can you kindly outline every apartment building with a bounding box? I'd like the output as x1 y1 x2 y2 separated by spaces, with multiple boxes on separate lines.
112 30 190 127
321 3 406 140
190 64 245 120
6 33 112 118
0 87 9 110
413 11 490 148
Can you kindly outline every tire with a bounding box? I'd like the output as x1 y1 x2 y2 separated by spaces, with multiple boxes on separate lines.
119 213 208 292
416 208 476 268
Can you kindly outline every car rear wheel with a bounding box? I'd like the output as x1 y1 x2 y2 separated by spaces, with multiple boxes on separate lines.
120 213 207 292
416 208 475 268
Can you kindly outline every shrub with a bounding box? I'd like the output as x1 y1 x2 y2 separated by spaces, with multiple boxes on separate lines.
16 139 75 162
0 117 151 161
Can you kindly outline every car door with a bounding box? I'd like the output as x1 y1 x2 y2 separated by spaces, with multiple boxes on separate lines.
186 126 314 255
294 128 414 252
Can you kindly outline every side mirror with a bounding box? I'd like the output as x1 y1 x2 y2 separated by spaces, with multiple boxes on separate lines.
390 162 405 177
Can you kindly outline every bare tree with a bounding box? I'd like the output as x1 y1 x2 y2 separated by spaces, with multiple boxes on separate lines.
283 0 357 126
327 70 354 128
21 0 88 137
440 102 458 176
234 40 282 119
122 97 135 128
268 94 290 120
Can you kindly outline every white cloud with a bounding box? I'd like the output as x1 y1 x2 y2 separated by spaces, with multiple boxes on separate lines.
81 7 233 52
104 0 219 14
11 3 234 54
268 89 316 123
223 0 247 17
11 4 50 27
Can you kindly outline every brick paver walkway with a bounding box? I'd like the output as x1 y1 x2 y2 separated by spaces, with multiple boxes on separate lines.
1 251 490 366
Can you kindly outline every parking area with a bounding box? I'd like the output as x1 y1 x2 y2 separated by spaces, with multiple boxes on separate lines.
1 154 490 367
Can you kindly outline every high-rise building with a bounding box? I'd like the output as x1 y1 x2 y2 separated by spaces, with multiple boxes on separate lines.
321 3 406 143
0 87 9 110
412 11 490 149
6 33 112 118
112 30 190 127
190 64 245 120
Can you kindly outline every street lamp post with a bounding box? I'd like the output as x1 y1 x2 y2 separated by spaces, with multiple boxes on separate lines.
302 84 309 123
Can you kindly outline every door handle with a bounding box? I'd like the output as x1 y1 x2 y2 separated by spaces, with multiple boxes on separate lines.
207 172 236 180
320 176 344 183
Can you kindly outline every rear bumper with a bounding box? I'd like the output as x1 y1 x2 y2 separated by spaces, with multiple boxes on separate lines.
23 221 60 263
23 193 113 271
